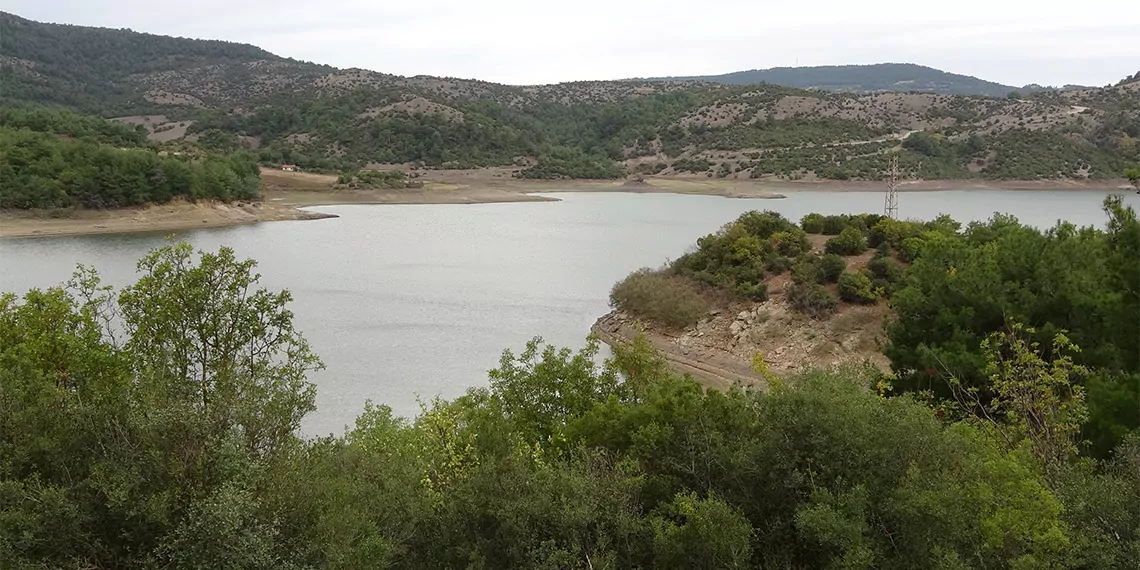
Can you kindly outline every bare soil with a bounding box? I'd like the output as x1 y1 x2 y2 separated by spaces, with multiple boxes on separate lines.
2 168 1130 239
592 278 891 390
0 199 334 239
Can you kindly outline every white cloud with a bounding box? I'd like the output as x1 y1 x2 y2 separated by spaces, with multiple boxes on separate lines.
6 0 1137 86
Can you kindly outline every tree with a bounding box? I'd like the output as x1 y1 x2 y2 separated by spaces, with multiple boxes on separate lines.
1126 167 1140 192
118 242 321 455
948 324 1088 469
837 270 877 304
825 227 867 256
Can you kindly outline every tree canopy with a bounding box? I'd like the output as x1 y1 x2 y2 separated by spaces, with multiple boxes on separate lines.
2 233 1138 568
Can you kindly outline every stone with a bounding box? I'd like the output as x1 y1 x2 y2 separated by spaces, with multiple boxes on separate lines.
729 321 744 336
737 311 750 321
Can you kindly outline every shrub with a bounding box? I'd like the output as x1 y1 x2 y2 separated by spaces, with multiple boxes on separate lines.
771 230 809 257
867 256 903 282
821 215 850 235
825 227 868 256
898 236 925 263
787 281 838 318
837 270 878 304
801 213 825 234
819 254 847 283
765 256 792 275
735 281 768 301
875 242 892 258
791 257 824 285
610 269 711 327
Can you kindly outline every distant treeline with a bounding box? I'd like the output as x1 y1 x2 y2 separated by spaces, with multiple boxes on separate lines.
0 105 260 209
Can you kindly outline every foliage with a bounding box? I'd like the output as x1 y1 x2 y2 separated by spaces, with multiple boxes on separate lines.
0 103 148 146
337 169 422 189
885 197 1140 457
948 324 1088 468
2 241 1138 568
0 109 261 209
837 270 878 304
671 210 799 299
825 227 868 255
787 281 838 318
609 268 714 327
801 212 824 234
517 147 625 179
675 63 1037 97
819 254 847 283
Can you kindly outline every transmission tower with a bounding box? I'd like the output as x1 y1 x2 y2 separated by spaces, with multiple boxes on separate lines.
884 156 900 219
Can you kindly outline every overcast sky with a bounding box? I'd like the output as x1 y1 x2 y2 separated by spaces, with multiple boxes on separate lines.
7 0 1137 87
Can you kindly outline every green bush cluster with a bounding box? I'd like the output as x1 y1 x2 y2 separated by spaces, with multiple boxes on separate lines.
0 128 260 209
786 281 838 318
837 270 878 304
3 199 1139 567
824 227 868 255
517 147 625 179
337 169 423 189
672 210 803 300
886 197 1140 458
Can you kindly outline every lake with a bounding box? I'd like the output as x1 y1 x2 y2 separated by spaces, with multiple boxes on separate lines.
2 189 1135 435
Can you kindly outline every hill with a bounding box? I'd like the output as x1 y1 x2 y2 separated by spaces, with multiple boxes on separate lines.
2 12 1137 182
639 63 1073 97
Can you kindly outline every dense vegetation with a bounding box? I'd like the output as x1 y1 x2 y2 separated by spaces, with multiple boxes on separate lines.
0 11 279 114
650 63 1055 97
5 12 1136 182
614 198 1140 463
0 104 261 209
3 241 1138 568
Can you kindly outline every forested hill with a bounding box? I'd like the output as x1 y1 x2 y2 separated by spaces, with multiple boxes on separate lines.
0 11 290 114
0 104 261 209
2 12 1138 182
640 63 1080 97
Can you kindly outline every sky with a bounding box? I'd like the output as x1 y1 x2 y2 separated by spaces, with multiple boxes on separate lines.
7 0 1138 87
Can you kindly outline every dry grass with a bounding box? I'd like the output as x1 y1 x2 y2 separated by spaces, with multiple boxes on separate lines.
610 269 715 328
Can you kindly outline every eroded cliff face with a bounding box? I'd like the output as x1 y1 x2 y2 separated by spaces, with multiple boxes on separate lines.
593 296 890 389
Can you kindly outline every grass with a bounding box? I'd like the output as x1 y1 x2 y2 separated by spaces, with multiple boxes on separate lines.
609 268 716 328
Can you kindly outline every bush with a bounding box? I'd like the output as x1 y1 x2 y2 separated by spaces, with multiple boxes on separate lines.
821 215 850 235
819 254 847 283
898 236 925 263
610 269 711 327
837 270 878 304
801 213 825 234
825 227 868 256
787 281 838 318
791 257 824 285
765 256 792 275
867 256 903 282
771 230 809 257
734 281 768 301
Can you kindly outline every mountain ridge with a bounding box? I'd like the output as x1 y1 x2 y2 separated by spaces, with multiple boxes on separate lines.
2 11 1137 182
635 63 1090 97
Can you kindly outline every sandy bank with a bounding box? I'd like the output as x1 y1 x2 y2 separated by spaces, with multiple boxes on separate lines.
0 199 335 239
2 168 1131 238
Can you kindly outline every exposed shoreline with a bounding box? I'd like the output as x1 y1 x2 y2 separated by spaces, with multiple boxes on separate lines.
1 169 1132 239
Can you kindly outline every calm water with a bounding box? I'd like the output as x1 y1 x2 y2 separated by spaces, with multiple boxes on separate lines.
2 190 1135 434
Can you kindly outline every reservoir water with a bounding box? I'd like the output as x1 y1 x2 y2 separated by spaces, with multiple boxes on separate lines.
2 190 1136 435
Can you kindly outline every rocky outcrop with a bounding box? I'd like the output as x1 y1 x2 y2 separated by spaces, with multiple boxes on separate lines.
592 297 890 390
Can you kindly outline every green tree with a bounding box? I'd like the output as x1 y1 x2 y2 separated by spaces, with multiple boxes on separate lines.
825 227 868 255
837 270 878 304
1126 167 1140 192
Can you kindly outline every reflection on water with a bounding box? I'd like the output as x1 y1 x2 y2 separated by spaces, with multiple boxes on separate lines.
2 190 1135 434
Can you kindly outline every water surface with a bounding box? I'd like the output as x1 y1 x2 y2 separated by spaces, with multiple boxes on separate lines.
2 190 1134 434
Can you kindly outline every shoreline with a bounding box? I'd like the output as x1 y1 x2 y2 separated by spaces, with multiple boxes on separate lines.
1 172 1132 239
